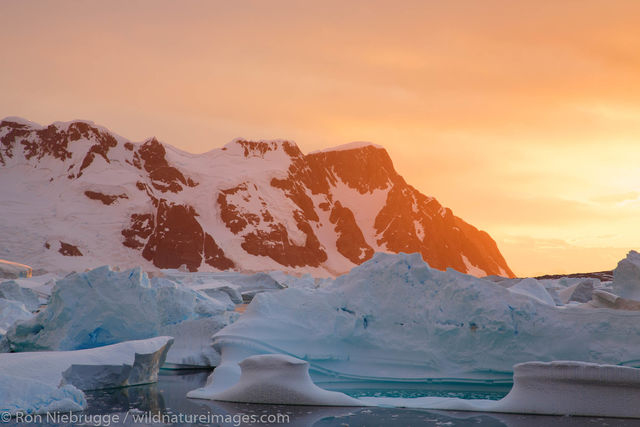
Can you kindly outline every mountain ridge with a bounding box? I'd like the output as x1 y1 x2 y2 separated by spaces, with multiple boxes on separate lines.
0 117 514 278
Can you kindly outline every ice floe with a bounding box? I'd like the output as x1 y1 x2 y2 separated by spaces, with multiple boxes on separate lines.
0 336 173 390
188 354 364 406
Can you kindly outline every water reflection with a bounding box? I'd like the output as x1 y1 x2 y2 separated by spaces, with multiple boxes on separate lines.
6 370 638 426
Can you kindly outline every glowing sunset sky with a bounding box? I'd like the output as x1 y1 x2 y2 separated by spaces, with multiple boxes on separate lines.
2 1 640 276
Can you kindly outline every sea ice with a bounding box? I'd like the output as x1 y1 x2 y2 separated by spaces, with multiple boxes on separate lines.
200 253 640 392
188 354 364 406
1 266 235 366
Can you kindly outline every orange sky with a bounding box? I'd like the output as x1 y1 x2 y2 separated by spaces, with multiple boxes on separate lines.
2 1 640 276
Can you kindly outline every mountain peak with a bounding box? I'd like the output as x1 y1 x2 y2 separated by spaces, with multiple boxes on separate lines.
222 138 303 160
308 141 384 155
1 116 43 128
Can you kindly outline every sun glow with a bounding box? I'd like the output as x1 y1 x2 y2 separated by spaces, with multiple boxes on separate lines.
2 0 640 276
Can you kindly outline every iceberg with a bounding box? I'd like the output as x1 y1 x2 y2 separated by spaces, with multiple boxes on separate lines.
0 280 41 311
159 269 321 303
556 279 595 304
506 278 556 306
0 336 173 390
189 354 364 406
612 250 640 301
359 361 640 418
199 253 640 392
0 298 33 337
0 374 86 416
1 266 235 367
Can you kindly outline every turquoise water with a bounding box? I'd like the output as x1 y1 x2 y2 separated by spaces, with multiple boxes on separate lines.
320 380 510 400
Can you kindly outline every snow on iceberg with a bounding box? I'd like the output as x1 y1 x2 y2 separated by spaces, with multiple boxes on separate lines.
189 354 365 406
359 361 640 418
0 336 173 390
200 253 640 392
1 266 235 367
0 374 86 416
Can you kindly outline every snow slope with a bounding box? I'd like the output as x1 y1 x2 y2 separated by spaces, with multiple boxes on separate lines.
0 117 513 278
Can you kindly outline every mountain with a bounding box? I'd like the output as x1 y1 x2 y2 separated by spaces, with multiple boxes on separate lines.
0 117 514 277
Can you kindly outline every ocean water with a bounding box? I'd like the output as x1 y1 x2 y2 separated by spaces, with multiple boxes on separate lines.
5 370 640 426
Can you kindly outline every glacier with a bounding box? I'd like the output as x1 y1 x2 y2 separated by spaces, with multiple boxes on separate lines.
197 252 640 395
0 266 236 367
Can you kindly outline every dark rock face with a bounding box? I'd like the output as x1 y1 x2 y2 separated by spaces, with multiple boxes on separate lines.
134 138 197 193
122 214 155 250
330 201 374 264
127 201 234 272
59 242 82 256
73 123 119 177
84 190 128 205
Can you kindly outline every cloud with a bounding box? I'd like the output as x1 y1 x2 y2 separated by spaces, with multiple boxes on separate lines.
591 191 640 204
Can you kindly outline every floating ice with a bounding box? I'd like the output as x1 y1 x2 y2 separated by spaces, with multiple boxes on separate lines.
359 361 640 418
202 253 640 392
0 336 173 390
0 374 86 416
1 266 234 366
188 354 364 406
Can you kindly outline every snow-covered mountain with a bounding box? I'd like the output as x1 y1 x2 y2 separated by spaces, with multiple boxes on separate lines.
0 117 514 277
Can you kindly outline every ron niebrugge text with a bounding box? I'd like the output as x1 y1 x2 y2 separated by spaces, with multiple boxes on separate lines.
8 410 291 426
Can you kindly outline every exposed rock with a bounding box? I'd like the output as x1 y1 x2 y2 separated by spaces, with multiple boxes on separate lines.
84 190 128 205
330 201 374 264
59 242 82 257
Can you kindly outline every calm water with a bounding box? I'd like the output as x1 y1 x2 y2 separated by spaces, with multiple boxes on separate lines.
5 370 640 426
